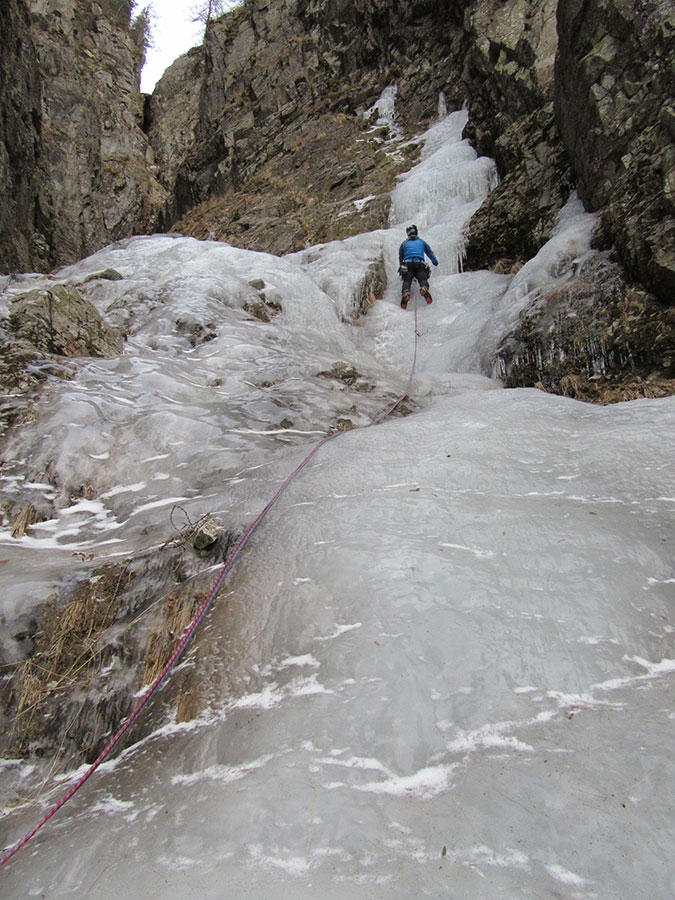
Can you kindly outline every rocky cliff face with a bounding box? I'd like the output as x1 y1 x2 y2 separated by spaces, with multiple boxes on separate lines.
0 0 167 274
0 0 42 274
556 0 675 303
146 0 570 258
146 0 469 252
460 0 574 268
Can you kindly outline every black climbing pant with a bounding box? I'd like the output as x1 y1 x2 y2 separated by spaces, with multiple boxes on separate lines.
401 261 430 295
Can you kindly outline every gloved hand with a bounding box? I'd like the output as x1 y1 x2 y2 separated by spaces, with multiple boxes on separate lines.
398 265 408 276
433 261 439 266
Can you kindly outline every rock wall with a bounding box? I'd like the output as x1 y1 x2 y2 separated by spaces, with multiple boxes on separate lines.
460 0 573 269
457 0 674 398
555 0 675 304
146 0 577 266
0 0 167 275
0 0 43 273
458 0 673 306
495 252 675 402
472 0 674 398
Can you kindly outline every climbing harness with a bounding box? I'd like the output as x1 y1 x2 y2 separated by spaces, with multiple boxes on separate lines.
1 299 421 868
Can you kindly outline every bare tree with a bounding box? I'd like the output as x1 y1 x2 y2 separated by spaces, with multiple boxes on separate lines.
129 3 155 71
189 0 239 28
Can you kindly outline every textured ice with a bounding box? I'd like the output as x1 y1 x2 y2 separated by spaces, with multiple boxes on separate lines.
0 103 673 900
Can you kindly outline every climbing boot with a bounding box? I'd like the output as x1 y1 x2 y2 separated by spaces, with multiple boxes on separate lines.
400 292 410 309
420 287 432 304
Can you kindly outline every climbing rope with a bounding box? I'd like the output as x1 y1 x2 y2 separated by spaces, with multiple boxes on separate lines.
1 299 421 868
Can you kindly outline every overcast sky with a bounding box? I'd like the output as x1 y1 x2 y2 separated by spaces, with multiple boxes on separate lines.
140 1 204 93
139 2 247 93
140 2 244 92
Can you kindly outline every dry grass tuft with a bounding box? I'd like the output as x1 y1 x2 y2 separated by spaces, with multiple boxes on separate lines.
11 564 132 754
141 589 205 687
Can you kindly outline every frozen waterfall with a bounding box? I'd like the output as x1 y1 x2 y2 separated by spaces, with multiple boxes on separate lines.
1 109 674 899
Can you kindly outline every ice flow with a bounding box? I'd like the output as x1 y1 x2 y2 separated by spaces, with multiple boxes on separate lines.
0 108 674 900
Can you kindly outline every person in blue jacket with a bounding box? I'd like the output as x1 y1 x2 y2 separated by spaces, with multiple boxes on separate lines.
398 224 439 309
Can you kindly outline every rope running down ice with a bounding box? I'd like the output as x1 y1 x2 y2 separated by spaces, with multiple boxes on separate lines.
1 300 421 868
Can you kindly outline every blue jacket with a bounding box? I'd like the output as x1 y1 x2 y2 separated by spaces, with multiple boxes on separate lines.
399 236 438 266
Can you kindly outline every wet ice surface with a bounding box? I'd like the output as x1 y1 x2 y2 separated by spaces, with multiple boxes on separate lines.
1 109 674 898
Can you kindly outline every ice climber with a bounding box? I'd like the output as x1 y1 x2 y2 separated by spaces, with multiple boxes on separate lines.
398 224 438 309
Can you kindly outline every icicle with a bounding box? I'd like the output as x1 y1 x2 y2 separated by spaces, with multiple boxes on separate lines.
438 91 447 118
363 85 402 142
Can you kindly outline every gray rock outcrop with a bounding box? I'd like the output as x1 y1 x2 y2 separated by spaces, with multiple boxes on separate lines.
0 0 43 274
146 0 470 251
0 0 167 274
555 0 675 303
0 278 124 436
458 0 674 398
495 251 675 402
460 0 574 269
8 283 123 357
